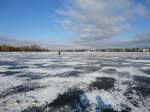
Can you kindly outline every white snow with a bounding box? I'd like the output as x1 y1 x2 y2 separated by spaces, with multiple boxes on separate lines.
0 52 150 112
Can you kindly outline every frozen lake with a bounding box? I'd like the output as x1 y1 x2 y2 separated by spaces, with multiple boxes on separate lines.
0 52 150 112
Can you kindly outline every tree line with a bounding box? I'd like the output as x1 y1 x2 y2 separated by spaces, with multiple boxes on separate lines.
0 44 149 52
0 44 49 52
60 48 150 52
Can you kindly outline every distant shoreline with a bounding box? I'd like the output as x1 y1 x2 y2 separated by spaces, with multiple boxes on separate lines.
0 44 149 52
0 44 49 52
58 48 150 52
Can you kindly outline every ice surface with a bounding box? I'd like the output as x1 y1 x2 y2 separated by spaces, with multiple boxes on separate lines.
0 52 150 112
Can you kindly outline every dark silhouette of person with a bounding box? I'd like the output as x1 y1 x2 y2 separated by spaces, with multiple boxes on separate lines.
58 51 60 55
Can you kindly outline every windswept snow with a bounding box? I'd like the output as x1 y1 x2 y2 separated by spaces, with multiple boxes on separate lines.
0 52 150 112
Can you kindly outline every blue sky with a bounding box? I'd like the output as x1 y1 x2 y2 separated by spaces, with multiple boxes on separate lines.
0 0 67 42
0 0 150 49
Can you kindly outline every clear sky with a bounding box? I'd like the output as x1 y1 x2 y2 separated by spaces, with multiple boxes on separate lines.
0 0 150 49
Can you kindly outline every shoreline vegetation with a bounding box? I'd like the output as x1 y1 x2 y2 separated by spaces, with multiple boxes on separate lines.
60 48 150 52
0 44 149 52
0 44 49 52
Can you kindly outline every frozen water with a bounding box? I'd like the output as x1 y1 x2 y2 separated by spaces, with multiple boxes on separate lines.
0 52 150 112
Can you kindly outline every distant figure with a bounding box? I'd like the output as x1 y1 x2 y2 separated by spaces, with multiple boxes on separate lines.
58 51 61 55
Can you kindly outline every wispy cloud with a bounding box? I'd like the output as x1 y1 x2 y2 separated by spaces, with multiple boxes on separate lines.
57 0 150 48
75 30 150 48
0 36 40 47
115 31 150 48
0 36 76 50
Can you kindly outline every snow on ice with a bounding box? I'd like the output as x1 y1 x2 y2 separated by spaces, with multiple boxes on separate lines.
0 52 150 112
